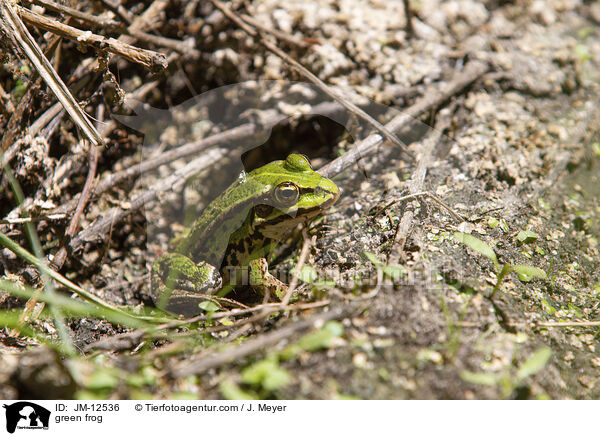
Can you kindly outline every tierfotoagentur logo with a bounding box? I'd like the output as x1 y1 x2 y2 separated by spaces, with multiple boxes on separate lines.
3 402 50 433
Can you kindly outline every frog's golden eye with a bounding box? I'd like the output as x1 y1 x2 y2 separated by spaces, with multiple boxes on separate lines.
254 204 273 218
274 181 300 207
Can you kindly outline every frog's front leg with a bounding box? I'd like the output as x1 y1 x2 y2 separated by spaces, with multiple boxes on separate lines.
151 253 219 313
248 257 288 301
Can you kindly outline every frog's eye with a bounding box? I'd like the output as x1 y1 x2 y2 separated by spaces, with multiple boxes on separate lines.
254 204 273 218
274 182 300 207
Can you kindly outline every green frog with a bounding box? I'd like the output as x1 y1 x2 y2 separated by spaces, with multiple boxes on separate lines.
151 153 339 315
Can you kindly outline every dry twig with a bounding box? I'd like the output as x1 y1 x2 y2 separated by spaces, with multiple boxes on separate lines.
51 142 98 270
24 0 121 29
281 228 314 307
319 60 489 178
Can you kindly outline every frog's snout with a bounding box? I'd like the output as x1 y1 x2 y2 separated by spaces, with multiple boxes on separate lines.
316 178 340 208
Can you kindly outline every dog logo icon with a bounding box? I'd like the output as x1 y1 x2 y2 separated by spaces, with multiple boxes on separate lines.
3 402 50 433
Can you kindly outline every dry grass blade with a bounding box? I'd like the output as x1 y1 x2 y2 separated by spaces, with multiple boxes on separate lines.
0 0 104 146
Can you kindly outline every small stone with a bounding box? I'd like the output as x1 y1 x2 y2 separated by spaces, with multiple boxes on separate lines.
563 351 575 362
381 172 402 190
352 352 368 368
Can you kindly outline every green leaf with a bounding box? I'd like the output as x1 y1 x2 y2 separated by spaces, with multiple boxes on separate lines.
282 321 344 358
537 198 550 209
541 300 556 315
592 142 600 158
362 251 383 267
453 232 499 267
516 347 552 382
574 44 592 62
241 358 290 391
87 369 119 390
298 321 343 351
297 265 318 284
513 265 547 282
460 370 499 386
381 265 405 281
219 380 258 400
198 301 219 313
516 230 539 244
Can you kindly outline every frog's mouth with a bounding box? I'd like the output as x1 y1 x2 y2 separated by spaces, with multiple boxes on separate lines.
295 187 339 217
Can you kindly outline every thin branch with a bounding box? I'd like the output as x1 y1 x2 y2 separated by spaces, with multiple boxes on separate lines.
402 0 414 36
319 60 489 178
455 320 600 328
24 0 197 54
392 107 453 258
281 228 314 307
159 300 330 328
0 0 104 146
99 0 133 25
0 213 67 224
24 0 121 29
373 191 466 222
536 321 600 328
239 13 309 48
51 141 98 270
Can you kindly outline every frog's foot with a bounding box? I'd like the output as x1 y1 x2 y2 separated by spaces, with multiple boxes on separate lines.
248 258 288 301
151 253 220 313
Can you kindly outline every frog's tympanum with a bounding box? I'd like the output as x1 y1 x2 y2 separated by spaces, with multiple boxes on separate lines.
151 154 339 315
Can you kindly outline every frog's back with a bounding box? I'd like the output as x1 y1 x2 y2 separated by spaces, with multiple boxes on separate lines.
174 175 267 266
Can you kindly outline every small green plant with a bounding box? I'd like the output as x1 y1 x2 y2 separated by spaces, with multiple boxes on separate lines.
362 251 406 282
460 346 552 399
453 232 547 299
516 230 539 244
219 321 344 399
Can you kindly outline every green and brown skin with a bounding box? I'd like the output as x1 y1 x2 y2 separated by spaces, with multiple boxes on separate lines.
152 154 339 313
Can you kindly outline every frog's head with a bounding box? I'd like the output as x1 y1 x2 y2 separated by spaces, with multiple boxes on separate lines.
249 154 339 238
